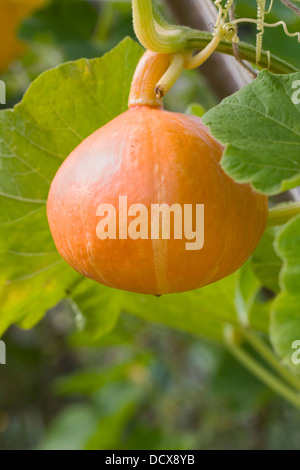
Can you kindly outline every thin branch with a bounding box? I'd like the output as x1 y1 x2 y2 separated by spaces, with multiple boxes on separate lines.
229 2 258 79
279 0 300 16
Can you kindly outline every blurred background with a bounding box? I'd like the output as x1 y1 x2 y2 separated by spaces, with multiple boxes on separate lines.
1 0 300 450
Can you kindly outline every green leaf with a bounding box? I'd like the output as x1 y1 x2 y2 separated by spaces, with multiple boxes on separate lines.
185 102 206 117
20 0 102 61
275 215 300 293
39 382 141 450
38 404 99 451
21 0 98 42
0 37 143 335
54 360 148 396
68 281 125 340
271 216 300 371
123 273 240 343
248 299 271 335
202 71 300 195
271 292 300 372
251 227 283 293
84 383 140 450
233 261 271 333
234 261 261 327
212 350 266 408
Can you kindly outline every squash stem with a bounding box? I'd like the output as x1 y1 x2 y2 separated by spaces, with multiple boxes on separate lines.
131 0 298 74
128 50 187 106
226 340 300 409
155 53 185 97
240 328 300 392
132 0 185 53
267 202 300 227
184 36 221 70
128 51 171 108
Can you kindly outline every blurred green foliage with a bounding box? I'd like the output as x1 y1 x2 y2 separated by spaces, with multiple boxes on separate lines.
0 0 217 110
2 310 300 450
0 0 300 451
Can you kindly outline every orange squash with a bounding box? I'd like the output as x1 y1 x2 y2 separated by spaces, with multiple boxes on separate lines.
47 51 268 295
0 0 45 73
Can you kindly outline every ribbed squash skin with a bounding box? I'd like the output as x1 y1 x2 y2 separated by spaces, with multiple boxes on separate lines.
0 0 45 73
47 106 268 295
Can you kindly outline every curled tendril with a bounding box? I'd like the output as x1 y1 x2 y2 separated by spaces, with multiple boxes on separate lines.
256 0 273 65
213 1 240 43
270 20 300 43
183 0 239 70
216 22 239 43
214 0 300 69
222 0 236 20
